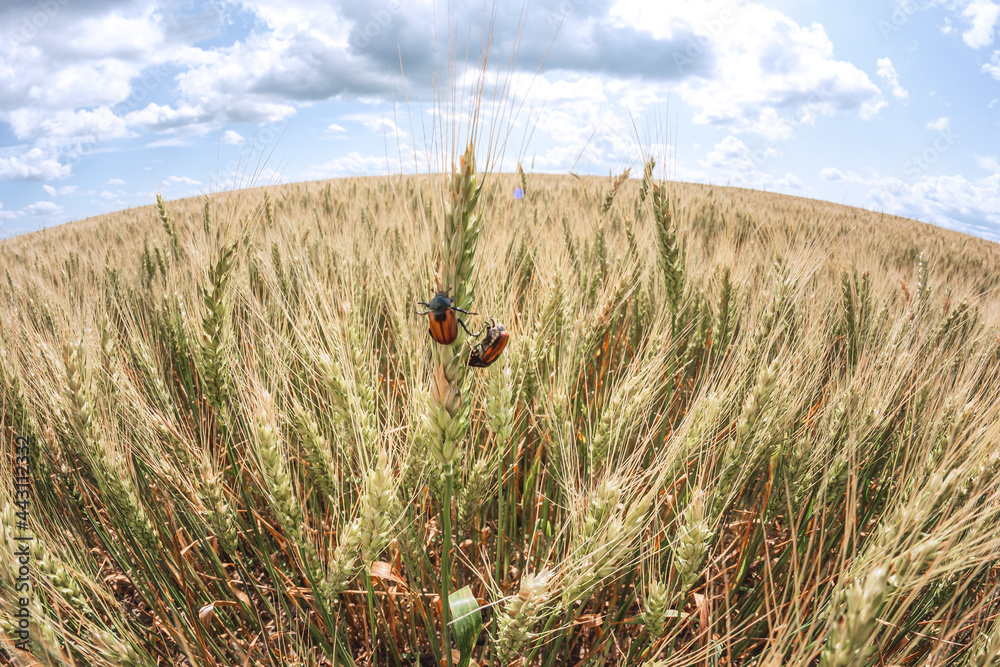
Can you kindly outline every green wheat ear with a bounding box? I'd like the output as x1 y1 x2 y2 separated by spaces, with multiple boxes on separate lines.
155 193 180 261
202 195 212 234
641 580 671 644
651 182 684 320
199 241 237 422
495 569 553 664
425 143 483 469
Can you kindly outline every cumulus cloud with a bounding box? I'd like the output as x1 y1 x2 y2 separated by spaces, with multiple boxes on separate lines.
144 136 195 148
305 153 381 178
337 0 709 85
125 103 214 133
172 27 384 115
820 166 1000 240
0 2 280 178
877 57 910 103
0 0 702 154
0 147 70 181
974 154 1000 171
341 113 406 136
42 184 77 196
0 0 890 189
221 130 244 145
820 167 846 181
698 135 803 190
523 75 642 171
984 50 1000 79
25 201 62 216
106 178 126 185
926 116 951 131
303 150 413 179
612 1 885 140
6 107 129 148
919 0 1000 50
960 0 1000 48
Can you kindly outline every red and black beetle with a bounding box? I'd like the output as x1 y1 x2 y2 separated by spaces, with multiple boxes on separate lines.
468 320 509 367
416 291 476 345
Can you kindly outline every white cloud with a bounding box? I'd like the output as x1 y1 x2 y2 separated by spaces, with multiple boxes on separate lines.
0 57 138 113
221 130 244 144
42 184 77 196
698 135 803 190
974 154 1000 171
821 167 846 181
169 28 335 126
984 50 1000 79
817 166 1000 240
6 107 129 147
926 0 1000 49
0 147 70 181
167 175 201 186
327 123 346 132
611 1 885 139
876 58 910 103
125 103 210 133
0 204 17 220
341 113 406 136
25 201 62 216
961 0 1000 48
0 1 287 178
926 116 951 132
215 166 287 191
144 137 195 148
303 151 403 179
524 75 641 169
703 135 774 172
105 178 126 185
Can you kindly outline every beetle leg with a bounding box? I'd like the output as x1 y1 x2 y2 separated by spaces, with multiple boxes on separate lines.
415 309 432 315
453 307 478 316
456 317 483 338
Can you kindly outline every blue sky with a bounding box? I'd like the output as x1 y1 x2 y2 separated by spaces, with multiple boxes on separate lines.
1 0 998 240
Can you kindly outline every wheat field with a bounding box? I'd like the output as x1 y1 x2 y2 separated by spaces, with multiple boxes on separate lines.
2 143 1000 666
